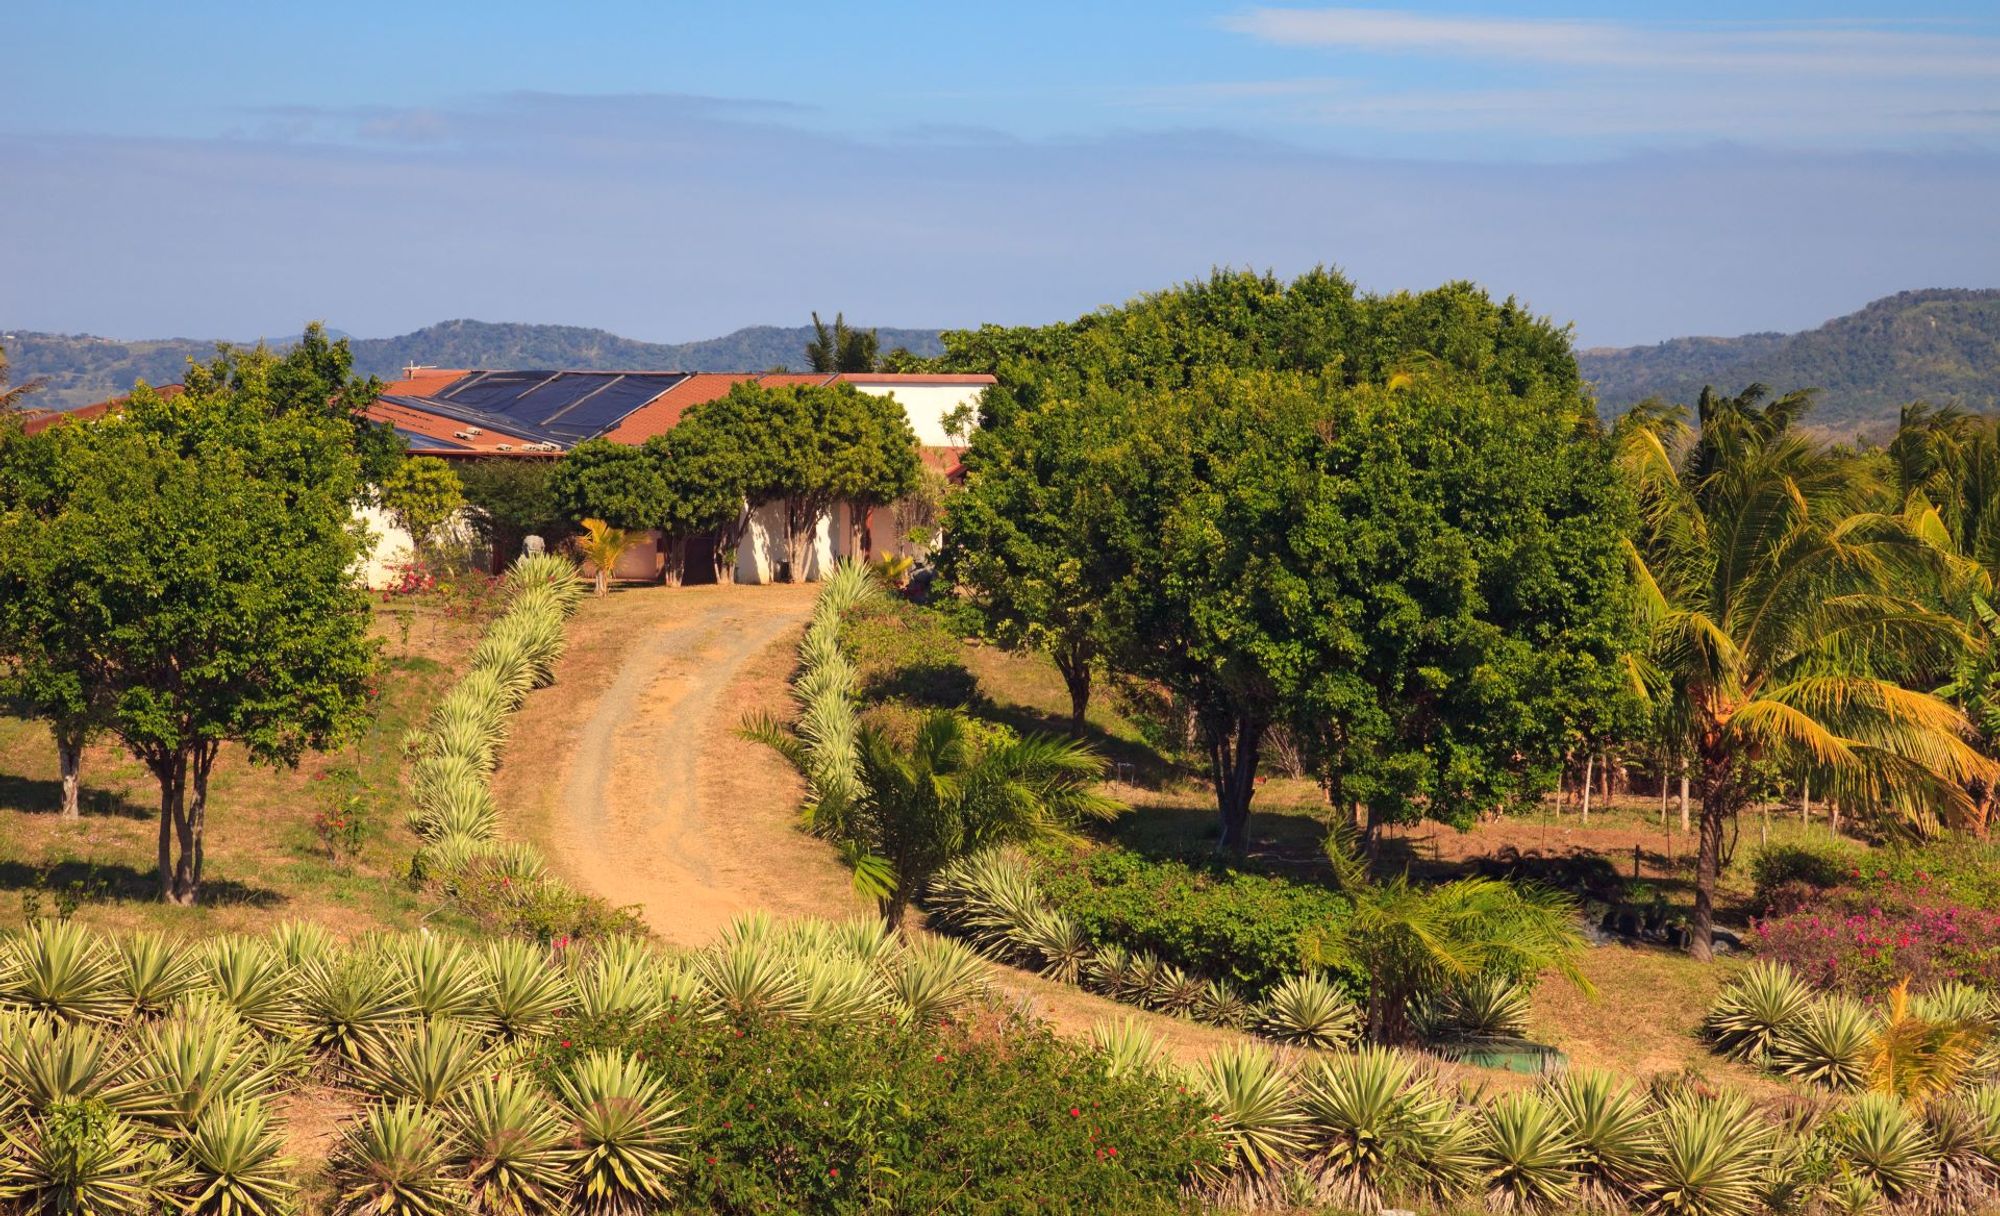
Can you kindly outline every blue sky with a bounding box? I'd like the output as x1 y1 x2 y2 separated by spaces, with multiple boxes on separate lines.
4 1 1997 347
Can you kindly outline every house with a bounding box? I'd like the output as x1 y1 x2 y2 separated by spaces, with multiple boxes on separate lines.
361 368 993 584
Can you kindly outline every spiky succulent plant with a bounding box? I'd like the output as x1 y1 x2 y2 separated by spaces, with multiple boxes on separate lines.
475 939 571 1042
1770 995 1874 1090
1191 1045 1307 1177
888 936 987 1026
195 936 298 1037
294 954 416 1065
0 919 125 1023
111 931 201 1020
173 1099 296 1216
554 1050 689 1215
1479 1089 1583 1211
1639 1092 1776 1216
1702 962 1814 1064
127 1000 279 1130
447 1071 576 1215
1259 971 1362 1049
1541 1067 1655 1200
1195 977 1254 1030
352 1019 491 1106
329 1101 469 1216
1091 1017 1168 1081
1831 1092 1940 1204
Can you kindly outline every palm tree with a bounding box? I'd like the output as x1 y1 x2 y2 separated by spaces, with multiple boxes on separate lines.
574 518 638 596
1868 978 1985 1103
1618 385 1996 960
1316 828 1589 1045
805 312 879 374
847 709 1119 928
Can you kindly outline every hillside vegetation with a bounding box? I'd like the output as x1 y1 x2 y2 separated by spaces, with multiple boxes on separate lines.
2 319 947 410
1581 288 2000 430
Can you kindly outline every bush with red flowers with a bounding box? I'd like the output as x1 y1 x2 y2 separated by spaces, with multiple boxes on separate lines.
1752 881 2000 996
525 1007 1218 1214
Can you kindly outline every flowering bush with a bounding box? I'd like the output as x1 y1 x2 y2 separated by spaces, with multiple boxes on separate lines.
525 1007 1218 1213
1753 882 2000 996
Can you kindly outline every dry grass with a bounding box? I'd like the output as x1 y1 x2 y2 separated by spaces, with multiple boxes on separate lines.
0 597 493 939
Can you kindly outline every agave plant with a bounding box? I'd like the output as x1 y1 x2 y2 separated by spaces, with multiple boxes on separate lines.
1439 972 1533 1039
111 931 201 1020
791 953 893 1025
1831 1092 1941 1204
888 936 987 1026
412 832 501 885
1259 972 1362 1049
195 936 299 1037
353 1019 491 1105
1186 976 1249 1030
1771 995 1875 1090
329 1101 469 1216
475 939 571 1042
385 933 486 1025
409 753 488 818
1091 1017 1168 1081
925 849 1049 962
447 1071 576 1215
1020 907 1093 985
0 1015 153 1119
1191 1045 1308 1177
1702 962 1814 1064
411 782 500 844
265 920 337 969
1541 1067 1655 1201
1639 1093 1777 1216
294 954 416 1065
505 553 586 612
0 1100 176 1215
554 1050 689 1215
1146 963 1206 1018
573 940 668 1025
1912 980 1996 1035
692 942 806 1023
825 918 901 973
174 1099 295 1216
127 1001 279 1130
1927 1089 2000 1206
1293 1046 1430 1204
0 918 125 1023
1082 943 1134 999
1479 1089 1583 1211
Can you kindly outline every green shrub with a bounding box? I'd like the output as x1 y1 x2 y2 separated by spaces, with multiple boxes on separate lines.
839 598 978 709
1748 842 1862 913
1033 848 1355 995
523 1008 1218 1214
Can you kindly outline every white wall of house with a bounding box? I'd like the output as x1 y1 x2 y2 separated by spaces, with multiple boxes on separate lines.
848 381 982 448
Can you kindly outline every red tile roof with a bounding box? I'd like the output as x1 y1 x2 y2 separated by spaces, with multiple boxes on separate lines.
21 385 183 434
364 396 546 454
839 373 997 386
598 373 756 444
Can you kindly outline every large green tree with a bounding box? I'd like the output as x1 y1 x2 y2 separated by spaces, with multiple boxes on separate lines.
641 424 750 584
0 362 379 904
548 439 665 532
378 455 463 558
456 458 567 568
1618 385 1994 959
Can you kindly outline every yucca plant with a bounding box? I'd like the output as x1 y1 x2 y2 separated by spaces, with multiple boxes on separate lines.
1259 971 1362 1049
111 931 201 1020
1701 962 1814 1064
1294 1046 1433 1205
1146 962 1206 1018
1091 1017 1168 1081
1191 1045 1308 1177
1020 907 1093 985
195 936 298 1037
1542 1067 1655 1201
554 1050 689 1215
1639 1092 1776 1216
791 953 892 1025
384 933 486 1025
814 559 884 619
412 832 501 885
0 1099 176 1215
447 1071 575 1215
1195 977 1254 1030
409 779 500 843
1479 1089 1583 1211
1831 1092 1940 1204
1913 980 1996 1034
1439 972 1534 1039
505 553 585 611
353 1019 491 1105
692 942 805 1023
294 954 416 1065
572 941 667 1025
476 939 571 1042
329 1101 468 1216
926 849 1048 961
0 918 125 1023
409 753 488 816
174 1099 295 1216
888 936 987 1026
128 1000 279 1130
0 1015 153 1119
1082 942 1134 999
825 918 901 973
1126 951 1169 1009
265 920 337 969
1772 995 1875 1090
1927 1089 2000 1206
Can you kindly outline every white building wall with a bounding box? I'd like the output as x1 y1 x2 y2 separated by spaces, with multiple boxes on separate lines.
848 381 983 448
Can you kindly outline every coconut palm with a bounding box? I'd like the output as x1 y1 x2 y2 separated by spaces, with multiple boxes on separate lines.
845 709 1120 928
574 518 638 596
1617 386 1997 958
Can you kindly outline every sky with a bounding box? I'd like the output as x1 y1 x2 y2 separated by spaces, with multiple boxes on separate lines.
3 1 1997 348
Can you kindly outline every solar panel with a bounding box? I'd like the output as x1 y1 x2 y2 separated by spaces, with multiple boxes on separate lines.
434 371 687 443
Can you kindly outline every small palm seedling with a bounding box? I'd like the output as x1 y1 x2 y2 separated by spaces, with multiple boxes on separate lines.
692 941 806 1023
1191 1044 1308 1178
1479 1089 1583 1211
0 1099 175 1215
295 954 416 1065
1091 1017 1168 1081
1869 977 1985 1101
1195 977 1254 1029
554 1050 690 1215
447 1071 576 1215
577 518 638 596
1701 962 1814 1064
1831 1092 1941 1205
1771 995 1875 1090
111 931 201 1020
329 1100 468 1216
1541 1067 1655 1202
1639 1092 1776 1216
476 939 572 1042
1259 972 1362 1049
385 933 486 1025
128 1001 279 1130
0 918 125 1023
886 937 985 1026
1146 963 1206 1018
195 936 299 1037
353 1019 491 1106
174 1099 295 1216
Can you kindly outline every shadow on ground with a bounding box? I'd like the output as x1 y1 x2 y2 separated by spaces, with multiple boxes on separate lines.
0 858 286 909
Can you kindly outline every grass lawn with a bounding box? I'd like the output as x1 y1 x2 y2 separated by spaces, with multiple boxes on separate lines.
0 596 492 939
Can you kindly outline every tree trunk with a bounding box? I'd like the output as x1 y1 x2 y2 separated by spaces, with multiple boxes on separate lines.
1580 753 1594 824
847 502 868 560
1208 713 1265 854
1678 764 1690 833
662 536 686 587
1690 746 1734 963
593 568 609 596
1052 640 1094 734
783 498 817 583
1659 752 1670 825
55 726 83 819
1800 776 1811 826
152 752 188 904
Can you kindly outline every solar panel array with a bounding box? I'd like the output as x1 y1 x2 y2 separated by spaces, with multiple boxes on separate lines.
430 371 689 445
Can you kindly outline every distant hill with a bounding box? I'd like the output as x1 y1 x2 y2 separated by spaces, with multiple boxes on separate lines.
1580 289 2000 431
1 319 948 411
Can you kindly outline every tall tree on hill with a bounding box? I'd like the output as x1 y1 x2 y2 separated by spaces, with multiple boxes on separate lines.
0 342 44 411
806 312 881 373
0 353 378 904
1618 384 1995 960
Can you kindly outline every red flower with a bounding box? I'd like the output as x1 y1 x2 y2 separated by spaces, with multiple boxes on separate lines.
829 1168 840 1178
1069 1107 1081 1118
559 1039 571 1048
